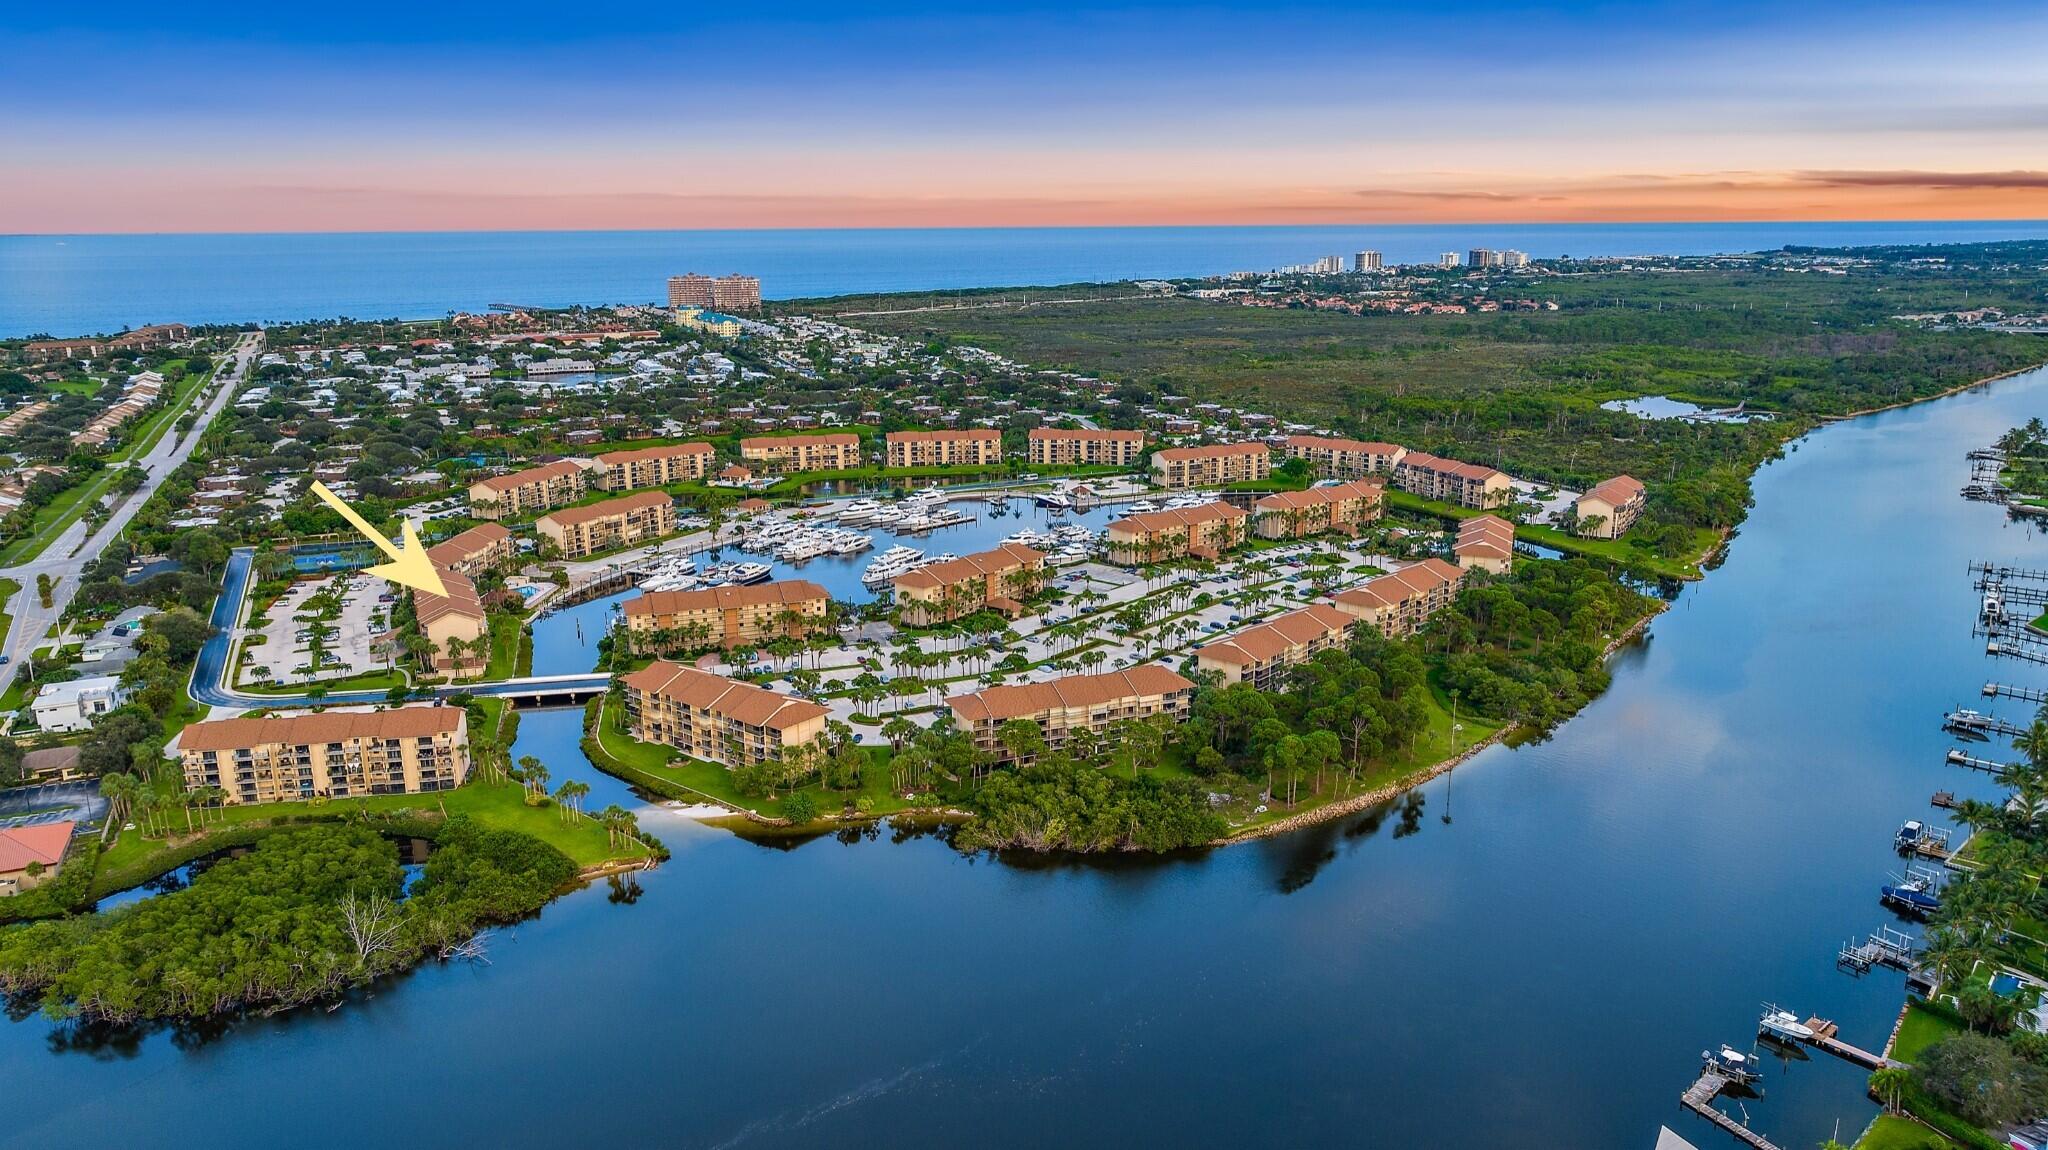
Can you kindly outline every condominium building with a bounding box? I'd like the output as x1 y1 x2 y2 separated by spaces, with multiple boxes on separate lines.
1393 451 1514 509
1453 514 1516 575
1194 604 1357 689
414 569 489 673
594 443 717 490
1026 427 1146 467
535 491 677 559
666 273 761 312
946 665 1197 763
1150 442 1272 488
1355 250 1383 272
620 660 829 768
1283 435 1408 479
1439 252 1462 268
1574 475 1647 539
1253 479 1385 539
1468 248 1501 268
885 429 1002 468
179 707 471 805
621 579 831 650
425 522 517 577
467 459 590 519
892 543 1046 625
739 433 862 472
1330 559 1468 638
1104 501 1250 565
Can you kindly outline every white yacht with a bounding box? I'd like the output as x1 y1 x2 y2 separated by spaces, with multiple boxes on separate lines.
1127 499 1159 514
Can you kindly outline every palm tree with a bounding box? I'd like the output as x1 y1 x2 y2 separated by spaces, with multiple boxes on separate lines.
1867 1066 1911 1116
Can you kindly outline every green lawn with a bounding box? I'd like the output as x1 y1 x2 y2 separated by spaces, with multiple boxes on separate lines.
96 775 647 891
238 667 411 696
1854 1115 1959 1150
586 696 916 821
1891 1001 1966 1064
0 576 18 644
1381 489 1716 579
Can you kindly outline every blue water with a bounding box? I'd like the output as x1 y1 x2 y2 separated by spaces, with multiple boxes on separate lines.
8 221 2048 337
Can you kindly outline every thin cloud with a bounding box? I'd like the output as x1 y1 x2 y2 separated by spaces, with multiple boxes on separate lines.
1795 170 2048 190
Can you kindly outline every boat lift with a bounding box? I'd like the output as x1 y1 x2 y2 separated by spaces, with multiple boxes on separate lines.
1837 925 1921 974
1944 707 2024 738
1948 747 2013 773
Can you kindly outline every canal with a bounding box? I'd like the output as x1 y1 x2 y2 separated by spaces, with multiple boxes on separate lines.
5 369 2048 1148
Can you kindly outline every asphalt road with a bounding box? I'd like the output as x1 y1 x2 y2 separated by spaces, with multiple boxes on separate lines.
0 332 262 698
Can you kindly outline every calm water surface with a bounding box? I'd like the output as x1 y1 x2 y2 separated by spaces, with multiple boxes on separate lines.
8 368 2048 1148
9 221 2048 336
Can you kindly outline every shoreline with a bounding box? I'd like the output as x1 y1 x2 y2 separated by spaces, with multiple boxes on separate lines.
1215 599 1668 845
1824 360 2048 421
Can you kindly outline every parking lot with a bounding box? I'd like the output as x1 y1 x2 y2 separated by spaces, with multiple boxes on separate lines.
238 572 394 687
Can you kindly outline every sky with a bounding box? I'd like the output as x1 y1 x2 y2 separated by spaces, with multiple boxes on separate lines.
4 1 2046 233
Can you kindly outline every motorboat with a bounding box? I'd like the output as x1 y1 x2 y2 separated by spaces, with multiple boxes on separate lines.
726 562 772 585
1127 499 1159 514
1034 491 1075 510
1702 1045 1761 1086
1882 880 1942 917
1758 1008 1813 1044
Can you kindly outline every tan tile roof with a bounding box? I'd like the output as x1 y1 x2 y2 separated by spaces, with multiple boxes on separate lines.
538 490 672 528
1195 604 1355 666
620 660 830 732
885 429 1000 443
595 442 715 466
472 459 586 494
1455 514 1516 560
1156 442 1270 462
425 522 512 567
1583 475 1645 505
893 543 1045 591
414 569 487 625
0 822 73 872
1254 478 1384 512
1028 428 1145 442
1398 451 1505 483
1332 558 1466 611
181 707 465 752
1109 501 1248 534
740 433 859 450
623 579 830 617
1284 435 1405 455
947 665 1195 724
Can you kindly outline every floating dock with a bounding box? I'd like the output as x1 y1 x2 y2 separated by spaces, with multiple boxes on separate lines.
1931 790 1959 809
1680 1070 1781 1150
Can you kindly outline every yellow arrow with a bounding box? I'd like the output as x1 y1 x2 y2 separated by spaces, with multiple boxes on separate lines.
309 481 448 598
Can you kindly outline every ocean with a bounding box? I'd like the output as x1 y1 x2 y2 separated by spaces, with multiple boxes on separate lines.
5 220 2048 338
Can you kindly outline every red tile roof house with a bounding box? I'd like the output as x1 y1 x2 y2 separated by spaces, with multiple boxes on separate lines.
0 821 75 895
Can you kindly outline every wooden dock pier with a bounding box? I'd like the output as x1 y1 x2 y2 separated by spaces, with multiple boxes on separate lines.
1798 1018 1896 1070
1984 681 2048 705
1680 1069 1781 1150
1932 789 1959 809
1972 561 2048 584
1947 747 2012 773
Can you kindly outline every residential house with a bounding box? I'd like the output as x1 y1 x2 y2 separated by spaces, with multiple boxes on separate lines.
536 491 677 559
620 660 830 768
30 675 129 733
885 429 1002 468
739 433 861 472
467 459 590 519
892 543 1046 625
0 822 73 895
1193 605 1357 689
1575 475 1647 539
1150 442 1272 488
1104 502 1249 565
179 707 470 804
947 665 1197 763
1329 559 1468 637
594 443 716 490
620 580 831 649
1253 479 1385 539
1027 428 1146 467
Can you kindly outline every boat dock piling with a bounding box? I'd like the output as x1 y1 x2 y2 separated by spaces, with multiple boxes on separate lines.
1680 1070 1782 1150
1947 748 2011 773
1944 709 2025 738
1971 561 2048 584
1984 681 2048 704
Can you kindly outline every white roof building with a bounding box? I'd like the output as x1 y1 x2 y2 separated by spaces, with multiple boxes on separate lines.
30 675 130 734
